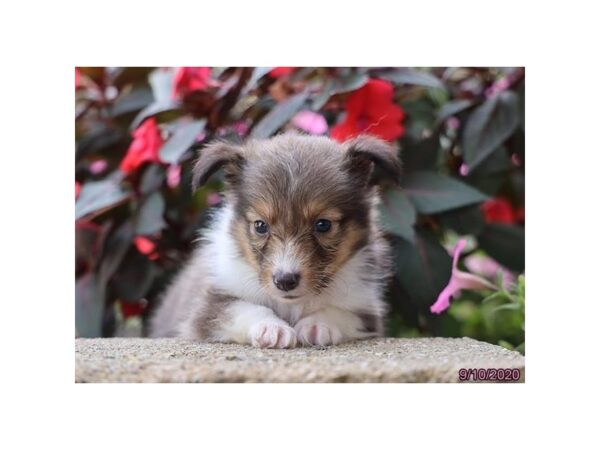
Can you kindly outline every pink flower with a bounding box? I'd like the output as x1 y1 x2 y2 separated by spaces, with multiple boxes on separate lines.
75 181 81 199
430 239 497 314
89 159 108 174
446 116 460 130
464 254 516 288
291 110 328 135
166 164 181 188
134 236 159 261
207 192 222 206
485 77 511 98
232 120 250 137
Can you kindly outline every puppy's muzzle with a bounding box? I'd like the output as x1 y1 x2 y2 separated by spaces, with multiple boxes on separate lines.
273 271 300 292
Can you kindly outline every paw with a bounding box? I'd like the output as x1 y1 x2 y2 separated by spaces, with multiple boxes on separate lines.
249 320 297 349
294 318 342 347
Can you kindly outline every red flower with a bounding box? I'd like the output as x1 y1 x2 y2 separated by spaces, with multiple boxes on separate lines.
75 68 81 90
481 198 516 224
331 79 405 143
172 67 213 99
514 206 525 224
119 300 147 318
134 236 159 260
269 67 296 78
120 118 164 175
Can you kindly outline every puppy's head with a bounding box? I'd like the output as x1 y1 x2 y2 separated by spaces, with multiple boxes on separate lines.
193 134 400 302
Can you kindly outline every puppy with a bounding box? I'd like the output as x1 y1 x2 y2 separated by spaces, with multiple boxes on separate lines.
149 133 400 348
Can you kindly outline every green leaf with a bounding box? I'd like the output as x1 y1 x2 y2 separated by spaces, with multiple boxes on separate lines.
310 73 367 112
110 250 157 301
111 87 154 117
402 99 438 140
75 176 129 220
76 125 126 161
135 192 167 235
375 68 445 90
482 291 510 304
139 164 165 195
468 145 511 176
159 120 206 164
333 73 369 94
478 224 525 272
379 189 416 243
394 231 452 308
130 100 180 130
462 91 520 171
401 134 440 172
111 67 153 90
436 204 485 236
311 79 335 111
149 68 174 104
98 221 134 284
436 99 475 123
75 273 104 338
250 92 309 138
491 303 522 313
402 171 488 214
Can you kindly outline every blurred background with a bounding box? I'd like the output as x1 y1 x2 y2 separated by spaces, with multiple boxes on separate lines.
75 67 525 354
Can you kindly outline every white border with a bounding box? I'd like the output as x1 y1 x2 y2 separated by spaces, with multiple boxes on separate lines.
2 0 599 448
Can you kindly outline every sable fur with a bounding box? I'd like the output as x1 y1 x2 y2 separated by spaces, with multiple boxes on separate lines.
149 133 400 347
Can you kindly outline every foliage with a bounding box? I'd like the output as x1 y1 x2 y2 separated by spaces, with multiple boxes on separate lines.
75 67 525 348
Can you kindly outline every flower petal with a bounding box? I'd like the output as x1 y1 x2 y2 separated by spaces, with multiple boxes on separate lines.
291 110 328 135
430 238 497 314
331 78 405 143
452 270 497 291
120 118 164 175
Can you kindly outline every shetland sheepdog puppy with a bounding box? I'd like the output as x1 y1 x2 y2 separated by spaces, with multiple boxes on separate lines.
150 133 400 348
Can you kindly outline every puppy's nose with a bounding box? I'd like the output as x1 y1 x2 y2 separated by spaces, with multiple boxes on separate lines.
273 271 300 292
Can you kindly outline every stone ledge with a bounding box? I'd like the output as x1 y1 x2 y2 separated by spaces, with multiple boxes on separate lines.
75 337 525 383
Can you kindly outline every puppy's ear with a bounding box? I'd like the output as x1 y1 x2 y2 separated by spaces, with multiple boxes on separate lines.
344 135 401 185
191 141 244 190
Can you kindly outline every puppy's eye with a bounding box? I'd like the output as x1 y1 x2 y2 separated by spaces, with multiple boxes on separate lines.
314 219 332 233
254 220 269 235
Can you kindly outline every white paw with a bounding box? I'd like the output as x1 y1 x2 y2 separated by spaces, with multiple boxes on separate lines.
294 318 343 347
249 320 297 349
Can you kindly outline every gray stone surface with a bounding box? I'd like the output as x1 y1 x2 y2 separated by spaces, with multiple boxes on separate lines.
75 337 525 383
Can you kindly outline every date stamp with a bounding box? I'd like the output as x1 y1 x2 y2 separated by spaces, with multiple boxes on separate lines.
458 368 522 382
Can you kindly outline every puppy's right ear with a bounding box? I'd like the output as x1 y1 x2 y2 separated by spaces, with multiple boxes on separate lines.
191 141 244 190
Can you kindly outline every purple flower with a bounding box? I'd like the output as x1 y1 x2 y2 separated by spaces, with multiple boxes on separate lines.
430 239 497 314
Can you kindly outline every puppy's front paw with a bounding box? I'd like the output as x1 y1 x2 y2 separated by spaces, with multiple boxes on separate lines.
294 318 342 347
249 320 297 349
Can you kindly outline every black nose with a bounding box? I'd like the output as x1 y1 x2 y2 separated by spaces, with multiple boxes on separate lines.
273 272 300 292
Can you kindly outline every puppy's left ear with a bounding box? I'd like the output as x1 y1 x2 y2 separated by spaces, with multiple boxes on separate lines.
344 135 401 185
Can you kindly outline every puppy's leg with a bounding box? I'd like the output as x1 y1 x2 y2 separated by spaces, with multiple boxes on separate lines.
186 293 297 348
294 307 382 347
